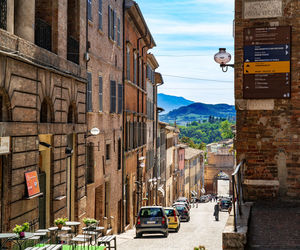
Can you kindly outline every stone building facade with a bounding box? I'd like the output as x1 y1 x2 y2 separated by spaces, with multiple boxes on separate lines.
123 0 155 228
184 148 204 200
235 0 300 200
85 0 123 234
0 0 87 231
205 141 234 195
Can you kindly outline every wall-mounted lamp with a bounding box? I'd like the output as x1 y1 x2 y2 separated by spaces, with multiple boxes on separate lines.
214 48 234 72
85 127 100 151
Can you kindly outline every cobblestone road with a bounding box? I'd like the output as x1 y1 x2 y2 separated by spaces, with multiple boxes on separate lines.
116 202 229 250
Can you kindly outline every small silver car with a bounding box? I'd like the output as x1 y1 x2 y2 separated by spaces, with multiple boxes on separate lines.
136 206 169 238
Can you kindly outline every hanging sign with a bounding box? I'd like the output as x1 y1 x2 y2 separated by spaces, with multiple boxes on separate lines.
25 171 41 197
243 26 291 99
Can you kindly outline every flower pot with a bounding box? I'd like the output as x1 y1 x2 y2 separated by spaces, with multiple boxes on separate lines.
57 224 63 230
19 232 25 238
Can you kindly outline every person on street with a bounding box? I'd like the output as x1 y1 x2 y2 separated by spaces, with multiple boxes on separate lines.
213 203 219 221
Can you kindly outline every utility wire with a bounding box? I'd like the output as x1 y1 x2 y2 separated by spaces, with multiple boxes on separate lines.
162 74 233 83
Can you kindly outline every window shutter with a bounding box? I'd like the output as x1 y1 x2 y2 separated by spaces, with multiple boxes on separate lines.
126 48 130 80
99 76 103 112
110 80 116 113
113 10 117 41
108 5 111 38
87 72 92 112
98 0 102 30
88 0 92 21
117 18 121 46
118 83 123 114
133 54 137 84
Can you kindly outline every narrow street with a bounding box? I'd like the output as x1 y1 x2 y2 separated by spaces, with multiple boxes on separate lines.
116 202 229 250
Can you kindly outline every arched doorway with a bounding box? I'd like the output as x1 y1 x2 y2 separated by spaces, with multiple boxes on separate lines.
214 171 230 197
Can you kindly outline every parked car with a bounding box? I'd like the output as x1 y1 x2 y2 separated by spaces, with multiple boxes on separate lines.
136 206 169 238
173 201 190 211
220 198 232 211
177 197 189 205
199 195 209 203
164 207 180 232
174 205 190 222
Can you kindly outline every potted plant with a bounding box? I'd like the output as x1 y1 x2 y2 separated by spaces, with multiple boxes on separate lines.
13 222 29 238
54 217 68 229
83 218 98 229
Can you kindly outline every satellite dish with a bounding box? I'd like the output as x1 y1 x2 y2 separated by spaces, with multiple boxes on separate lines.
90 127 100 135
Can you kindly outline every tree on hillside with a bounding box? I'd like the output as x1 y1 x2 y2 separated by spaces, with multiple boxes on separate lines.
220 120 233 139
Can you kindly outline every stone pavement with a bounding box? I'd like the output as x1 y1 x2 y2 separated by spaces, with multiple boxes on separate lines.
246 200 300 250
115 202 229 250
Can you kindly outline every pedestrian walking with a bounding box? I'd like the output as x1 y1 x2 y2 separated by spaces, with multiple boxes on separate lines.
213 203 219 221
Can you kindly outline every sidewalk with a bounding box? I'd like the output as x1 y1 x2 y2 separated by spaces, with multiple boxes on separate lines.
246 200 300 249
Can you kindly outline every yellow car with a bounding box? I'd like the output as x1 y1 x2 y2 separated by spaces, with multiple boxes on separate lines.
164 207 180 232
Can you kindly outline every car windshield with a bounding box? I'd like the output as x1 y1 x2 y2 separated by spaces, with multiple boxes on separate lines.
140 208 163 218
164 209 175 217
174 205 185 211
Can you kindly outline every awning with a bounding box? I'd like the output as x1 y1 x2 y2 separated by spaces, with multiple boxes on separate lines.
191 191 197 196
157 185 165 197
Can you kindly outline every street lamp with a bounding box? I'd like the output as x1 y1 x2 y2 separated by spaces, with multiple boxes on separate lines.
214 48 234 72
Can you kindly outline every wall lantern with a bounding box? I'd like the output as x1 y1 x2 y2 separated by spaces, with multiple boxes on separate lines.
214 48 234 72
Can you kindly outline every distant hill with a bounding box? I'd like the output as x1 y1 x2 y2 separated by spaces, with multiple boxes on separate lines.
160 102 236 125
157 93 194 114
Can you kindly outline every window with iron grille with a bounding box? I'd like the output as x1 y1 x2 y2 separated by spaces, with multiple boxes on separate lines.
117 84 123 114
87 72 92 112
110 80 116 113
0 0 7 30
98 0 102 30
35 18 52 51
88 0 92 21
99 76 103 112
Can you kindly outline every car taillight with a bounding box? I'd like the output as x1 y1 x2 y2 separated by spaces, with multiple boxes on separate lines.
184 210 188 214
137 216 141 225
162 216 166 225
173 210 177 222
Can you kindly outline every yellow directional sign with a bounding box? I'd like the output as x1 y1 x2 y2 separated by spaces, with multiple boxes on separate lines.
244 61 290 74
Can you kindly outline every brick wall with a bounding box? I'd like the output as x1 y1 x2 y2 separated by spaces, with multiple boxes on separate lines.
235 0 300 200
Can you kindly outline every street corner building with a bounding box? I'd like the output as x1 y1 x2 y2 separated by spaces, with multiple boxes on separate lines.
0 0 87 231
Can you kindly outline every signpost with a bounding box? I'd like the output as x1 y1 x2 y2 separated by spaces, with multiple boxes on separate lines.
243 26 291 99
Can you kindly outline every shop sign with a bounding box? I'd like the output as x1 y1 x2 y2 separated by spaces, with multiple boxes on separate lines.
244 0 282 19
25 171 40 197
0 137 10 155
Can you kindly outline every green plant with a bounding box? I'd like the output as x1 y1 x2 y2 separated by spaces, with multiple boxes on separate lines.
13 222 29 234
83 217 98 225
194 246 206 250
54 217 68 226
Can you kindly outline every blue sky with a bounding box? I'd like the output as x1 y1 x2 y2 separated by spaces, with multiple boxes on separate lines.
136 0 235 105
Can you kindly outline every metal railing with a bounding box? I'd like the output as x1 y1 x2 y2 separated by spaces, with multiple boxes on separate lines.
232 159 245 232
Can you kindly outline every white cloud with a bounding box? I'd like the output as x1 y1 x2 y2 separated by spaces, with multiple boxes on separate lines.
147 18 233 36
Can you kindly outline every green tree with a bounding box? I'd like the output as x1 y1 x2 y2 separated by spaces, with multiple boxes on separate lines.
220 120 233 139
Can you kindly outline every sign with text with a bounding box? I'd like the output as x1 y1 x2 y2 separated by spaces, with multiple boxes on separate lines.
244 0 282 19
25 171 40 197
0 137 10 155
243 26 291 99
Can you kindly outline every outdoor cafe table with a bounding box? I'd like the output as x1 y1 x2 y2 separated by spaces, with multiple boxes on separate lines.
48 227 71 244
65 221 80 235
0 232 35 249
